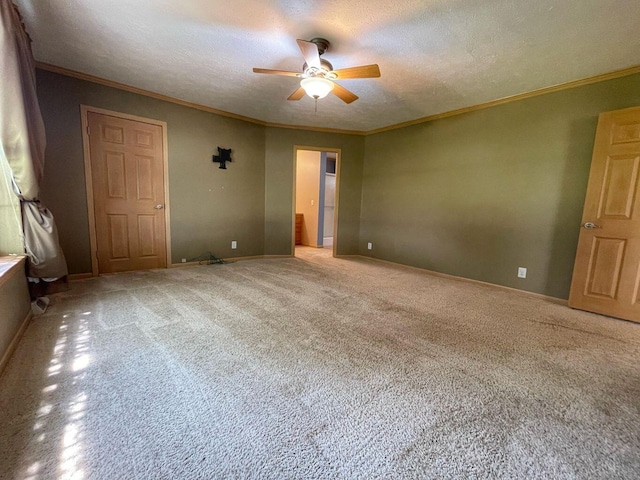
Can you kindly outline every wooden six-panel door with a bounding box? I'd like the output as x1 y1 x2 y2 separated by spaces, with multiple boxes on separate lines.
87 112 167 273
568 106 640 323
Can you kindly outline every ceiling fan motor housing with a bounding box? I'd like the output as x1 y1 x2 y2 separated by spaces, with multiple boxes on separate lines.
302 59 334 77
310 37 330 56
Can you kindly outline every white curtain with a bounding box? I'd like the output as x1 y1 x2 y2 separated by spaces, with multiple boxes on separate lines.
0 0 67 279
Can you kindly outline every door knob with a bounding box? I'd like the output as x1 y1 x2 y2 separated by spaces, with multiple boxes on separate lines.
582 221 601 229
154 204 164 210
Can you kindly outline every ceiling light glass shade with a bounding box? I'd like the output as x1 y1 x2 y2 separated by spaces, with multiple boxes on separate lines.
300 77 334 99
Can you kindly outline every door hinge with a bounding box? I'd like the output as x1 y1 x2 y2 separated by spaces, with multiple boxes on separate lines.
86 124 90 136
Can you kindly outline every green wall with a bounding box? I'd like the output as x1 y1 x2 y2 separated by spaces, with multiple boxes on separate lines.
36 69 266 274
35 69 364 273
360 73 640 299
264 127 365 255
36 67 640 299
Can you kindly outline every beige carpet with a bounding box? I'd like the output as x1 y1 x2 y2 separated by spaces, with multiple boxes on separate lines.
1 247 639 479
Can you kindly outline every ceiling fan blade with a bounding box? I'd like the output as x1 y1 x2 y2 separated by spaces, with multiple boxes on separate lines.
253 68 301 77
296 39 321 69
287 87 306 101
332 64 381 79
331 82 358 104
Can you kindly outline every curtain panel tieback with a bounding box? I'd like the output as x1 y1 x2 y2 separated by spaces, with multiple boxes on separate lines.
1 0 68 281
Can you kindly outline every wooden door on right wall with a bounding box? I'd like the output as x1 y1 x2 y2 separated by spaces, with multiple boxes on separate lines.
569 106 640 323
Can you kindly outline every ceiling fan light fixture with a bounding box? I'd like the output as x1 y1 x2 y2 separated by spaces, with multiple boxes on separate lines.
300 77 334 99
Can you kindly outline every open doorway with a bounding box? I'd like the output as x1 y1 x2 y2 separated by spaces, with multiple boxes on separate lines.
293 147 340 258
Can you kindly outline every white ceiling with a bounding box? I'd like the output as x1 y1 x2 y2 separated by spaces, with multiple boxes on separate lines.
15 0 640 132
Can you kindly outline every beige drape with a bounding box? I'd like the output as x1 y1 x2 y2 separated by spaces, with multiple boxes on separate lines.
0 0 67 279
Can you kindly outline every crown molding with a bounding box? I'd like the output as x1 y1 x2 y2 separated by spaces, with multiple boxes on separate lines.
36 62 267 126
264 121 366 136
36 62 640 137
35 62 365 135
365 65 640 135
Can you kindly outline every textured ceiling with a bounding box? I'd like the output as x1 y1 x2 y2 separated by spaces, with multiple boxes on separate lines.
15 0 640 132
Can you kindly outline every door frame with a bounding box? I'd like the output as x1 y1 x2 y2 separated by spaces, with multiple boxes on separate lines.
292 145 341 256
80 105 171 276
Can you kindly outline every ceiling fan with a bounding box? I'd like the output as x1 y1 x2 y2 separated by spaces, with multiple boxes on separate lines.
253 38 380 104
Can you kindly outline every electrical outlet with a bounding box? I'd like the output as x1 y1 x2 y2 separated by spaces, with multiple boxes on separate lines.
181 258 187 263
367 242 373 250
231 241 237 249
518 267 527 278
